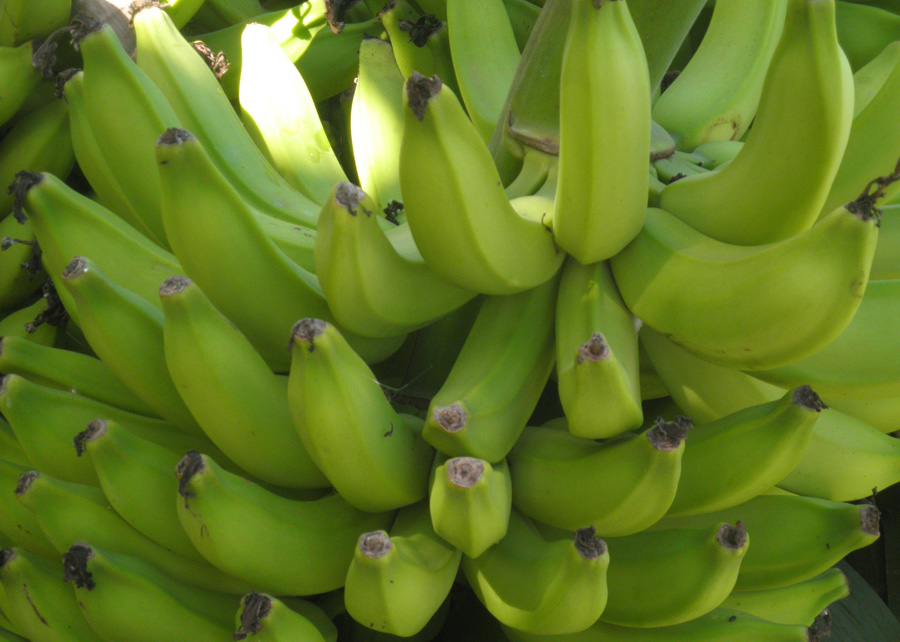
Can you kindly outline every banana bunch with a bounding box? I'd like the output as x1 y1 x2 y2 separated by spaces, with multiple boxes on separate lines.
1 0 899 640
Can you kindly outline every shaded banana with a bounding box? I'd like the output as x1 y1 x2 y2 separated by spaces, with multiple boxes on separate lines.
234 593 334 642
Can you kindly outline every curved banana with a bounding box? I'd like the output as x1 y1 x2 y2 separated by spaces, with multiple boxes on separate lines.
287 318 434 511
690 139 745 169
656 493 881 591
238 22 348 205
61 543 237 642
0 215 45 311
552 0 650 264
721 567 849 626
555 258 642 439
175 450 395 595
665 386 825 517
155 127 406 371
0 547 100 642
659 0 854 245
234 593 333 642
0 42 44 128
399 72 564 295
0 458 57 560
753 278 900 399
651 0 788 150
344 501 462 637
507 418 689 536
428 454 512 559
159 275 328 489
0 0 70 46
381 1 456 92
462 510 610 636
835 0 900 70
600 521 749 627
828 393 900 433
0 295 60 346
609 203 878 371
15 470 252 594
314 183 477 338
421 272 559 463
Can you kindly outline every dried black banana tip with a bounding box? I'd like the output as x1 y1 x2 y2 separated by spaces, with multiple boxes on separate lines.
577 333 610 363
9 170 43 223
0 548 16 567
793 385 827 412
157 127 195 147
574 526 607 560
406 72 442 121
446 457 484 488
159 275 191 297
808 609 833 642
289 318 327 350
14 470 39 496
192 41 229 79
325 0 361 33
69 13 104 48
647 415 692 450
74 419 107 456
717 521 748 550
234 592 271 640
860 504 881 536
335 183 370 216
62 256 88 279
55 68 82 98
175 450 205 498
358 531 393 559
62 543 95 590
403 14 443 47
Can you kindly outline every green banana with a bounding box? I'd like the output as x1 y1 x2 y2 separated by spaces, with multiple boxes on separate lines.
828 393 900 432
399 72 564 295
175 450 396 595
380 1 455 90
234 593 334 642
507 418 689 535
0 42 44 128
0 419 29 467
314 183 477 338
690 139 745 169
421 273 559 463
428 454 513 558
659 0 854 245
651 0 788 150
462 510 609 635
15 469 252 594
159 275 328 489
721 567 849 626
600 521 749 627
835 0 900 70
872 204 900 279
238 22 349 205
287 318 434 511
0 547 100 642
61 543 237 642
0 458 57 560
609 202 879 371
656 493 881 591
155 127 406 371
665 386 824 517
0 0 70 46
344 501 462 637
0 215 44 311
555 258 642 439
162 0 209 29
0 295 60 346
552 0 651 265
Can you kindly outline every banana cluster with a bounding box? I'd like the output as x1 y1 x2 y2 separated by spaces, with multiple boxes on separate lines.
0 0 899 640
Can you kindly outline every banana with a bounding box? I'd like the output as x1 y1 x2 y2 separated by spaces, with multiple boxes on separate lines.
159 275 328 489
504 148 555 200
446 0 520 144
600 521 749 627
0 335 157 416
828 394 900 432
287 318 435 511
690 139 745 169
507 418 689 536
0 0 70 46
61 543 238 642
10 170 183 314
501 607 811 642
57 256 202 434
552 0 651 265
0 419 29 467
234 593 334 642
380 1 455 88
15 470 253 594
0 96 74 220
238 22 349 205
175 450 396 595
651 153 709 184
821 42 900 214
314 183 478 338
163 0 209 29
0 373 196 486
721 567 849 626
651 0 788 150
0 215 45 311
132 5 323 227
0 458 58 560
835 0 900 70
665 386 824 517
399 72 564 295
0 42 44 128
462 510 610 635
753 277 900 399
555 258 642 439
344 501 462 637
155 127 406 371
609 203 879 371
0 294 60 347
0 547 100 642
656 494 881 591
73 418 206 561
421 272 559 463
0 626 26 642
428 454 512 559
659 0 854 245
871 203 900 279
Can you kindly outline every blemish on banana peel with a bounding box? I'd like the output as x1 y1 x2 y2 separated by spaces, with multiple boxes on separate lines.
647 415 692 451
434 403 466 434
358 531 393 558
717 521 747 551
9 171 43 224
74 419 107 456
792 385 827 412
62 544 95 590
289 318 327 352
577 333 610 364
234 592 271 640
23 583 48 625
175 450 206 501
335 183 371 216
447 457 484 488
574 526 607 560
406 72 442 122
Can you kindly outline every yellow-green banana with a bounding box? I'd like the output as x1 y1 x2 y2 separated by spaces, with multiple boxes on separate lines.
0 0 70 46
0 459 57 560
0 215 44 311
234 593 335 642
0 42 44 128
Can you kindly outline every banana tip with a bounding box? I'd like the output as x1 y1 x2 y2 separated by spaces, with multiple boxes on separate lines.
9 170 43 223
860 504 881 536
74 419 107 456
235 592 271 641
62 256 88 280
647 415 692 450
793 385 827 412
577 333 610 363
433 404 467 434
574 526 607 560
289 318 328 350
0 548 15 567
159 275 192 297
175 450 205 499
405 72 442 121
334 183 370 216
446 457 484 487
157 128 195 148
62 543 95 589
358 530 393 558
14 470 39 496
717 521 748 551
